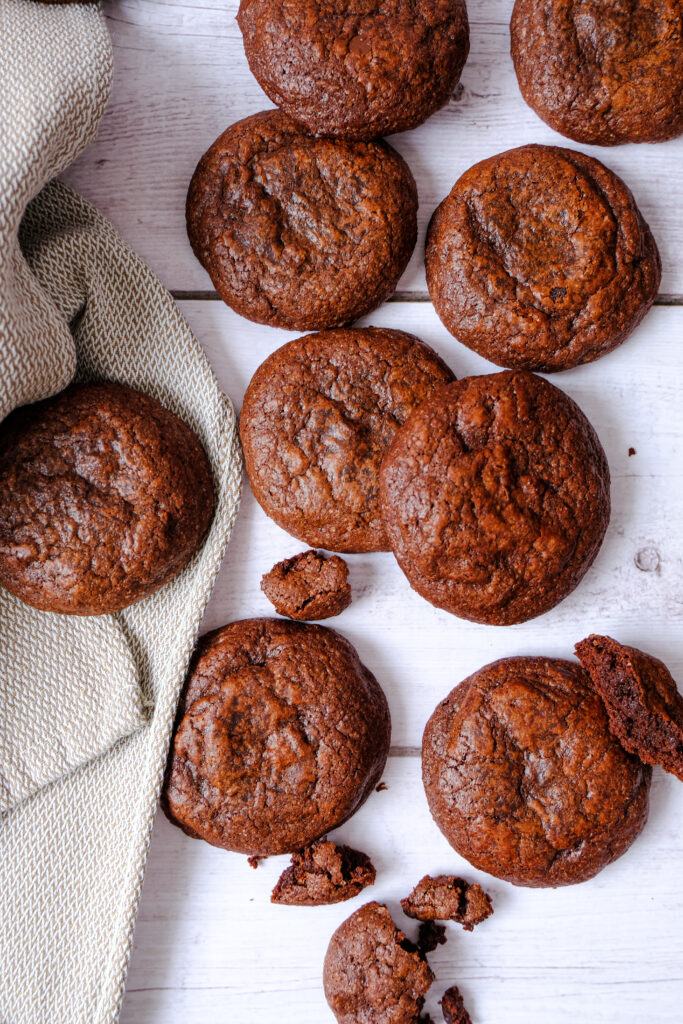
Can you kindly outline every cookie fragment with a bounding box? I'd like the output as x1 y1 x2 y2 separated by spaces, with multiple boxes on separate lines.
324 901 434 1024
271 837 375 906
440 986 472 1024
417 921 447 955
261 550 351 620
402 875 493 931
575 634 683 782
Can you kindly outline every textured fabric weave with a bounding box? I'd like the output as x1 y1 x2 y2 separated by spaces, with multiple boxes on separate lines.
0 3 243 1022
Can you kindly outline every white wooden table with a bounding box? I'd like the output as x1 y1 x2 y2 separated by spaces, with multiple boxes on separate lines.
64 3 683 1021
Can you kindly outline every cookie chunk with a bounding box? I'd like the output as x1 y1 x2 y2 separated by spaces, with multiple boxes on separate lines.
426 145 660 372
164 619 390 856
380 371 610 625
0 382 214 615
323 901 434 1024
422 657 651 887
417 921 447 955
241 327 454 552
511 0 683 146
440 986 472 1024
576 635 683 782
401 876 493 931
261 550 351 620
271 837 375 906
237 0 469 141
187 111 417 331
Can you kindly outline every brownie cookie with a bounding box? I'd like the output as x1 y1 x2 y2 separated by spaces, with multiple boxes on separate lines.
261 550 351 620
241 327 455 552
237 0 469 142
511 0 683 145
186 111 417 331
0 382 213 615
440 987 472 1024
425 145 661 372
576 634 683 782
323 901 434 1024
164 619 390 856
380 371 610 625
401 875 493 931
271 837 376 906
422 657 652 887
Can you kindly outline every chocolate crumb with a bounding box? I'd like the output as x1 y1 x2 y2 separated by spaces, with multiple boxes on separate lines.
440 985 472 1024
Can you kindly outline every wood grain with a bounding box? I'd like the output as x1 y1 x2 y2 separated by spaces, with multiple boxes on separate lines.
62 0 683 296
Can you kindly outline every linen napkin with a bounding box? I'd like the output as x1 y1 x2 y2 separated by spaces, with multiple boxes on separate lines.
0 3 243 1022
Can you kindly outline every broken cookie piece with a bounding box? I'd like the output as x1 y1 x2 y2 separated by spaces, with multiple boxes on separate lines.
575 634 683 782
272 837 375 906
417 921 447 955
440 986 472 1024
324 901 434 1023
401 875 493 931
261 550 351 621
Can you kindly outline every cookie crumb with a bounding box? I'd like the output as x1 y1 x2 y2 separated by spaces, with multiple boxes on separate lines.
376 782 389 792
272 837 375 906
440 985 472 1024
247 856 262 870
417 921 447 955
628 447 636 456
402 875 493 931
261 550 351 620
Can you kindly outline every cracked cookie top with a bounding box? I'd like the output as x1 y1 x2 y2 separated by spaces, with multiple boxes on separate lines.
426 144 660 372
380 370 610 624
0 382 214 615
511 0 683 145
240 327 455 552
186 110 418 330
237 0 470 141
163 618 391 856
422 656 652 887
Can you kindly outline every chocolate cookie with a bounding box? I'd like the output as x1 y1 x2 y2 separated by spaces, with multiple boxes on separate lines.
0 382 213 615
425 145 661 372
380 371 610 625
241 327 455 552
164 619 390 856
401 875 493 931
323 901 434 1024
186 111 417 330
440 987 472 1024
260 550 351 620
271 837 376 906
422 657 652 887
576 634 683 782
511 0 683 145
237 0 469 141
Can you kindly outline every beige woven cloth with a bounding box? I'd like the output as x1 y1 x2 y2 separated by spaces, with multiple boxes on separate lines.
0 2 242 1022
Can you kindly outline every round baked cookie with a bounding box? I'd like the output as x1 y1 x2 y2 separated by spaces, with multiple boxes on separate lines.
240 327 455 552
0 382 214 615
323 901 434 1024
186 110 418 330
576 634 683 782
425 144 661 372
163 618 391 856
511 0 683 146
379 371 610 625
422 657 652 887
237 0 470 141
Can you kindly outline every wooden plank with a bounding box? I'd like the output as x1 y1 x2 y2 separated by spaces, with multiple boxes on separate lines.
120 759 683 1023
175 299 683 751
62 0 683 296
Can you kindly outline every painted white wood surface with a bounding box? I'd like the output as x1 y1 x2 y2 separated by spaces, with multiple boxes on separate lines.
63 0 683 297
58 1 683 1021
